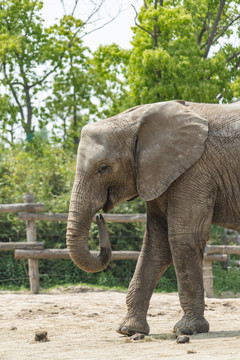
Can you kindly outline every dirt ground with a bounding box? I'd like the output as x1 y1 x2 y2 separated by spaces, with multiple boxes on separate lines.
0 286 240 360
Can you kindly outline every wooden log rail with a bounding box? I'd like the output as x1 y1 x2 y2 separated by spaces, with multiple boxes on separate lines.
14 249 229 262
0 203 44 214
15 250 140 260
13 247 237 298
14 247 232 299
18 212 147 223
0 242 44 251
205 245 240 255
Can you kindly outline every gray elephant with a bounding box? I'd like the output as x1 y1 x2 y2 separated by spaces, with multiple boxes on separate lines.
66 100 240 336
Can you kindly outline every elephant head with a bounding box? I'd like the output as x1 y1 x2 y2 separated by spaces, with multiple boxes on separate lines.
66 101 208 273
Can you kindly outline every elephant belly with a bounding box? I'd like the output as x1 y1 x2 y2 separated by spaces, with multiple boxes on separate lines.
209 136 240 231
212 188 240 232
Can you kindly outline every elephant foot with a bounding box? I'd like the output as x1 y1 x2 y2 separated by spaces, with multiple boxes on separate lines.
116 316 150 336
174 315 209 335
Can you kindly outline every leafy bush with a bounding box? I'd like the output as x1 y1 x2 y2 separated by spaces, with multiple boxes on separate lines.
213 262 240 296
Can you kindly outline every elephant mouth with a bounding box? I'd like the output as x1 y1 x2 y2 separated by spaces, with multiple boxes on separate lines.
102 189 114 213
103 199 114 213
127 195 139 202
102 190 139 213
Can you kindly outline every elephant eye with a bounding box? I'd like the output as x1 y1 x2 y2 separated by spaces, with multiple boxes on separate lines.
98 164 111 175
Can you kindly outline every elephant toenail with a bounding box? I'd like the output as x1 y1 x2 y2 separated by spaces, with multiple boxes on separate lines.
121 327 130 334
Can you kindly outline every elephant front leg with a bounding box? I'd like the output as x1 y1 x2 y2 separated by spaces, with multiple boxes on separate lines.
170 237 209 335
117 215 172 336
116 271 151 336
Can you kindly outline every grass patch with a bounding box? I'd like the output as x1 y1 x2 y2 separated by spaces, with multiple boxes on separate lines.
0 284 29 292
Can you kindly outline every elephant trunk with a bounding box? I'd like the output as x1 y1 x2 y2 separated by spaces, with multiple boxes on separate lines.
66 187 111 273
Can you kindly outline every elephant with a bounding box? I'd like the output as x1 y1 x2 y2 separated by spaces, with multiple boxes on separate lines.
66 100 240 336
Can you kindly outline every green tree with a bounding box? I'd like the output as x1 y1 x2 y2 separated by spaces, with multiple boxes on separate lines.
128 0 240 104
90 44 131 118
0 0 94 145
0 0 53 138
43 15 93 149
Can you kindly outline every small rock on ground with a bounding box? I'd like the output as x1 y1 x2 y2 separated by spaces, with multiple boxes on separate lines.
35 331 49 342
176 335 190 344
131 333 145 341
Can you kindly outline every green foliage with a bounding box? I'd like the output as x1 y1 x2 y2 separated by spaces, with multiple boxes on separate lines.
0 139 75 209
213 262 240 295
43 16 94 149
0 0 49 136
155 265 177 293
0 0 101 146
0 140 76 256
90 44 131 117
210 225 225 245
127 0 240 105
0 253 29 287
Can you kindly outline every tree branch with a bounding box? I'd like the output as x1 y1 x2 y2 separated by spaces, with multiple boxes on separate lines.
131 4 154 38
212 14 240 45
80 1 104 28
29 62 62 89
235 57 240 70
71 0 79 16
14 54 34 134
226 50 240 63
30 2 111 89
203 0 226 58
79 9 121 40
2 63 25 124
10 81 25 86
59 0 67 15
197 13 209 45
216 93 223 101
67 0 120 44
56 1 121 48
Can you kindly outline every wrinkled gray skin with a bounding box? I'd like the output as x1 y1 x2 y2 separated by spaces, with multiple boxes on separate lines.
66 100 240 336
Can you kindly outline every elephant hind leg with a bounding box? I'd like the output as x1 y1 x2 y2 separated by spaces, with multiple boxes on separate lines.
174 315 209 335
168 207 213 333
166 171 215 334
117 207 172 336
170 239 210 335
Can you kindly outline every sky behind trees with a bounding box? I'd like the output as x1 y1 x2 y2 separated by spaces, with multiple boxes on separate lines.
41 0 142 50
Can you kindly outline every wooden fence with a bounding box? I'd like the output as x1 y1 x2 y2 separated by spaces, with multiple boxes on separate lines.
1 194 240 297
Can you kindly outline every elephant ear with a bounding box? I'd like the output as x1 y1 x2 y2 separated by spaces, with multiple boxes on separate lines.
135 101 208 201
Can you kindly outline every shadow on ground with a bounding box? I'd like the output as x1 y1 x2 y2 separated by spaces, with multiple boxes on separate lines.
148 330 240 341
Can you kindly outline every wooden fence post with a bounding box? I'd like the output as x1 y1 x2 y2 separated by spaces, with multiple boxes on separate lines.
24 193 39 294
203 258 214 298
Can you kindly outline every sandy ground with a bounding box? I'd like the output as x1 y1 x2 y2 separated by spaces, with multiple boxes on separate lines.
0 286 240 360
